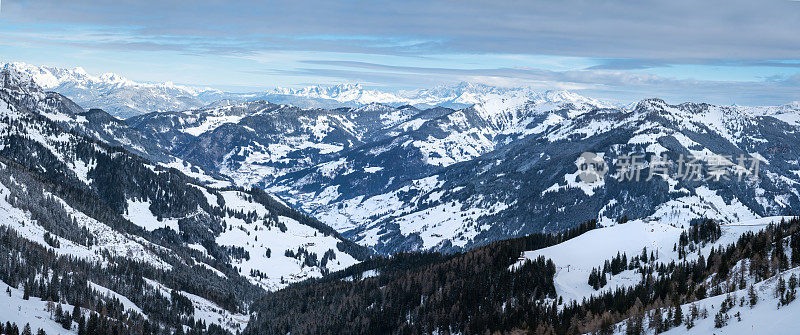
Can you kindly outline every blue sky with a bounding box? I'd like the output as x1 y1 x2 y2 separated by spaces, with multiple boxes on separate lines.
1 0 799 105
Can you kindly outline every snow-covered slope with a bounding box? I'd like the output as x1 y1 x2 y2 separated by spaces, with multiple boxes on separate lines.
0 66 370 332
272 97 800 254
0 279 81 335
559 216 800 335
652 267 800 335
1 66 368 288
128 101 430 187
515 217 789 303
741 101 800 127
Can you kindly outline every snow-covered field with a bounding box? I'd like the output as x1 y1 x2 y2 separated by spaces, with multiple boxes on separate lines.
123 199 181 232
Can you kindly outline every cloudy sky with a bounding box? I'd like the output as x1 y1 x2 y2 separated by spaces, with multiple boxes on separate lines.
1 0 799 105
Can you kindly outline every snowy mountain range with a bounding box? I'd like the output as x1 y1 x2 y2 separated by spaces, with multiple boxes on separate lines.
272 98 800 253
0 65 373 332
1 62 612 118
8 61 800 256
267 81 580 110
3 61 800 333
119 78 800 254
1 62 231 118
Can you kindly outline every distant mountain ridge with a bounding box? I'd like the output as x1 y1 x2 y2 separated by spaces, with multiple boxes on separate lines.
7 61 799 122
1 61 616 118
2 62 228 118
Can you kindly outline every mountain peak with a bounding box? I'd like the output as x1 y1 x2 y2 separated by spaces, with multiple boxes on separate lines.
780 101 800 110
634 97 668 110
1 63 45 96
73 66 88 76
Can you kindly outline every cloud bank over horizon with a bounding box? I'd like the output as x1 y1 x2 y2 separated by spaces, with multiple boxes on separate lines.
1 0 799 105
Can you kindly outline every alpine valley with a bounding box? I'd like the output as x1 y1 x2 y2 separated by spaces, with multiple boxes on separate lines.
2 62 800 335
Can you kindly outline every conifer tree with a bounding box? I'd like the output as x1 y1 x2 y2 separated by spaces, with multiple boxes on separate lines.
649 308 663 333
748 284 758 307
672 301 683 327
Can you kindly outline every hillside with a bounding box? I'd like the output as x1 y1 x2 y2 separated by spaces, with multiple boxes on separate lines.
514 217 788 303
0 65 369 333
273 98 800 254
614 266 800 334
244 216 800 334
